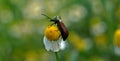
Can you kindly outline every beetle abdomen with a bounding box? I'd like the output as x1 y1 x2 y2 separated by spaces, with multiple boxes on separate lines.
57 22 69 41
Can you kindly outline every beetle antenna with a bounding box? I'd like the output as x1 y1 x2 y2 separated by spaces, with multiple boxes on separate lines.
41 14 52 20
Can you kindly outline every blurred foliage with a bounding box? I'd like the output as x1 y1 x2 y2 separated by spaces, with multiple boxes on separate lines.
0 0 120 61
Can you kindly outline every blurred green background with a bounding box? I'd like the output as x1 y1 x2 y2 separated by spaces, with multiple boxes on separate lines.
0 0 120 61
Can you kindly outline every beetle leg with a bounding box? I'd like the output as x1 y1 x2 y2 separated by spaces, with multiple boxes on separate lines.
56 34 62 40
50 23 55 26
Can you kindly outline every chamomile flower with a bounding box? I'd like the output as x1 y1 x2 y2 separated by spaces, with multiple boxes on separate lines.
43 25 65 52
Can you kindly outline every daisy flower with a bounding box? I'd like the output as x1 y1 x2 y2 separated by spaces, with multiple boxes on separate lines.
43 25 65 52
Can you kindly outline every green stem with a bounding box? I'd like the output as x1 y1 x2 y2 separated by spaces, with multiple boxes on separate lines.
55 52 59 61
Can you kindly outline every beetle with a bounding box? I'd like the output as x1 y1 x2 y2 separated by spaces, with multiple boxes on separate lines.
42 14 69 41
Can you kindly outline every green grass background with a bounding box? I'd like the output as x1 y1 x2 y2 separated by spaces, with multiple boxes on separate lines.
0 0 120 61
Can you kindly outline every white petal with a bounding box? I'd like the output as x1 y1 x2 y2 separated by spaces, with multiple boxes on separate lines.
50 38 62 52
51 38 66 52
51 41 60 52
60 40 66 50
43 36 52 51
57 38 66 50
43 37 66 52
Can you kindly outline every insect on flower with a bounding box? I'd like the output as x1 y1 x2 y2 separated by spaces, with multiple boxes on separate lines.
42 14 69 52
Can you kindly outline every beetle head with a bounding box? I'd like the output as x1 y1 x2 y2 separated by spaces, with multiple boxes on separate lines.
51 16 61 24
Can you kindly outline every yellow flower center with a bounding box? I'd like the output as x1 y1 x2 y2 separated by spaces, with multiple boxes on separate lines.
45 25 61 41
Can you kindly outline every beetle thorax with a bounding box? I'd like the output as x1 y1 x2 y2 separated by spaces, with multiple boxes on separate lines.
51 16 61 23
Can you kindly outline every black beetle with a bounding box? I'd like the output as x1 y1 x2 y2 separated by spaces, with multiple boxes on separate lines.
42 14 69 41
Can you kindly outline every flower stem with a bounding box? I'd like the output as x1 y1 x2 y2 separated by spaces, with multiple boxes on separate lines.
55 52 59 61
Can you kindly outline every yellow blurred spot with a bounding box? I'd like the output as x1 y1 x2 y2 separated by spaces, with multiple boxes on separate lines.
94 34 107 47
25 51 37 61
45 25 61 41
114 29 120 47
89 56 105 61
68 32 86 51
